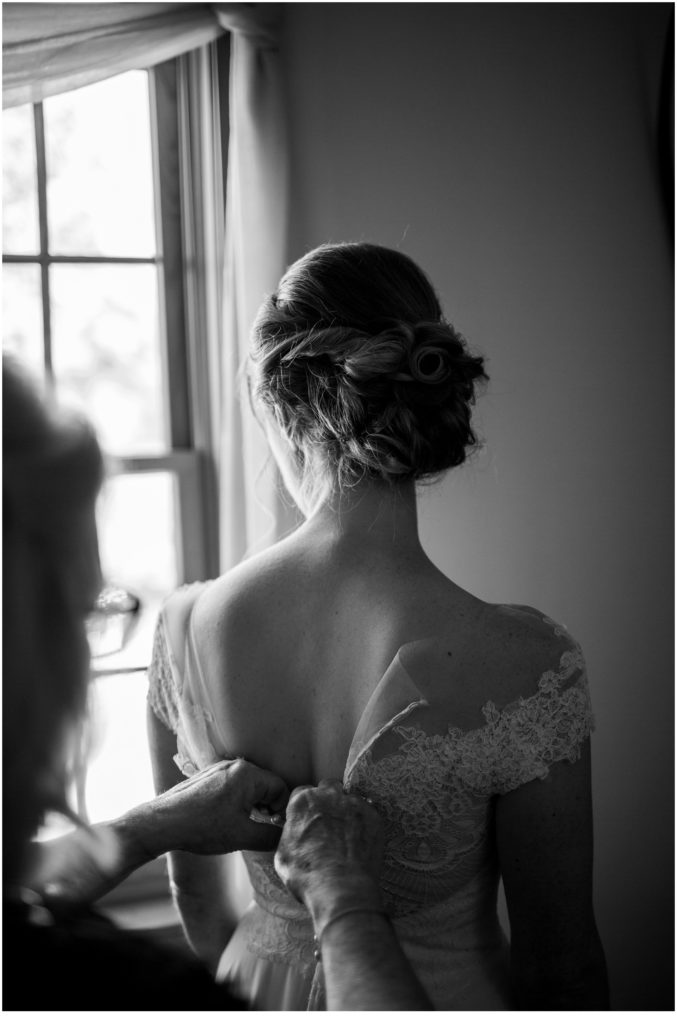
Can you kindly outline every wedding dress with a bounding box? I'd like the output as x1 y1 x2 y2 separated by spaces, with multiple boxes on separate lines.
147 583 594 1010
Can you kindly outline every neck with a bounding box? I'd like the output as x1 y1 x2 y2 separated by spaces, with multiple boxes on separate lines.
301 478 423 555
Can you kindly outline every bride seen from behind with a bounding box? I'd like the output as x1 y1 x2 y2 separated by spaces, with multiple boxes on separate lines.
147 242 609 1010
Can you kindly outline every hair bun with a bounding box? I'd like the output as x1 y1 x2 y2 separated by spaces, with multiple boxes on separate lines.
250 242 489 499
409 323 453 384
385 321 454 385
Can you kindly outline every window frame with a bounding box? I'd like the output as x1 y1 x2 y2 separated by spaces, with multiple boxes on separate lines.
3 43 230 909
2 60 218 585
151 57 215 583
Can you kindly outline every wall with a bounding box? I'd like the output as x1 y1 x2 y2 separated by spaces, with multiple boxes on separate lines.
282 3 674 1010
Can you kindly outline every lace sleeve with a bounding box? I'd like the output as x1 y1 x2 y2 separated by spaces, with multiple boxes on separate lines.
146 614 180 735
146 595 219 778
486 641 595 795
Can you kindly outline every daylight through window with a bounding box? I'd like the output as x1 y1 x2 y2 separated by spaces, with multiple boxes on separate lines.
2 68 207 834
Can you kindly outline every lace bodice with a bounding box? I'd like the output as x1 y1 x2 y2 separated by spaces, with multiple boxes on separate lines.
345 640 591 916
147 587 594 1008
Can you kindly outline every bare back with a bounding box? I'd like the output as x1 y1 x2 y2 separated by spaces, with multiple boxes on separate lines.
191 526 486 788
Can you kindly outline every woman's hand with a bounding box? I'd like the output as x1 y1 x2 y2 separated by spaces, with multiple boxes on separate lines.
28 758 290 912
144 757 290 856
274 779 386 928
275 781 432 1010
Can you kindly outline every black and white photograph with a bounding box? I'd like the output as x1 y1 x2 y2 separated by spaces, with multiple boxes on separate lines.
2 1 673 1015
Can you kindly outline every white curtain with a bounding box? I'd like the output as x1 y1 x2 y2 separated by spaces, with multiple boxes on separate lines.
3 1 295 572
216 6 299 570
2 3 222 108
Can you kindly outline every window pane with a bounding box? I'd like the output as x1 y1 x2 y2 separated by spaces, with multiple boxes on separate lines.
51 264 167 454
2 104 39 254
1 263 45 384
44 72 156 257
86 671 156 822
85 471 180 821
96 471 180 620
40 472 180 833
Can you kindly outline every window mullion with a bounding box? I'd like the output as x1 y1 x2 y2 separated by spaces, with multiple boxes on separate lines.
33 103 53 382
112 451 198 474
150 59 215 584
2 254 158 265
175 45 225 579
149 61 191 451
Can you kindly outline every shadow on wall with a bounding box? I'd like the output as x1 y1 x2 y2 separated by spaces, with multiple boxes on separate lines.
283 2 675 1010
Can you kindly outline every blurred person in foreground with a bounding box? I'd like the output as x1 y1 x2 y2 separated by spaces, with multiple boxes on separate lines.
2 355 431 1011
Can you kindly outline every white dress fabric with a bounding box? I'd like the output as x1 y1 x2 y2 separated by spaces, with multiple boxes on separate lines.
147 582 594 1010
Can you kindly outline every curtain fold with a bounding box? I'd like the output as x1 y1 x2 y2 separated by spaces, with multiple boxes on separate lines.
218 4 297 570
3 1 294 571
2 3 223 108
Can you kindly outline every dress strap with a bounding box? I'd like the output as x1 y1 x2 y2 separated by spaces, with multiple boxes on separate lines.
344 653 426 782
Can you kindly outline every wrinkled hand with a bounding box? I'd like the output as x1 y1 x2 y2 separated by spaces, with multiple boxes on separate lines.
28 758 290 912
274 780 385 917
152 757 290 855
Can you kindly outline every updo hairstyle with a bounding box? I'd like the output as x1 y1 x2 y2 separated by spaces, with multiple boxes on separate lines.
3 356 103 883
249 243 487 506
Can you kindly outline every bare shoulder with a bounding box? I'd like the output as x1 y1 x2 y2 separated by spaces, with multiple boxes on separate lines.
480 602 581 659
479 599 581 680
189 536 304 655
476 602 584 704
399 598 584 712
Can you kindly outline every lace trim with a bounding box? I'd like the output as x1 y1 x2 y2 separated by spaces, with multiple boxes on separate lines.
146 614 217 777
346 642 594 912
482 647 593 793
353 645 592 802
244 856 310 922
244 916 316 976
235 856 317 975
146 618 179 734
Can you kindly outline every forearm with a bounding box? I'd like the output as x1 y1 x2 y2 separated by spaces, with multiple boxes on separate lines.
168 851 237 975
274 781 430 1008
303 876 431 1011
103 793 195 872
320 910 432 1010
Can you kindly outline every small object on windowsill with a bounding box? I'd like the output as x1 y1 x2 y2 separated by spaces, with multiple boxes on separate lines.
103 896 182 933
90 664 148 678
86 583 142 661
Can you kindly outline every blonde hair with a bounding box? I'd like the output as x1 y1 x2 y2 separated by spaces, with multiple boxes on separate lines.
249 243 487 511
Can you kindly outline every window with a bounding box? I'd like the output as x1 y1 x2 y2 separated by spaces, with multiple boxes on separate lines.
2 52 225 870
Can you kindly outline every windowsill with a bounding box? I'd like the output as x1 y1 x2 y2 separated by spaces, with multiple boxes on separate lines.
96 854 171 908
100 890 198 960
103 894 180 932
97 860 186 947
